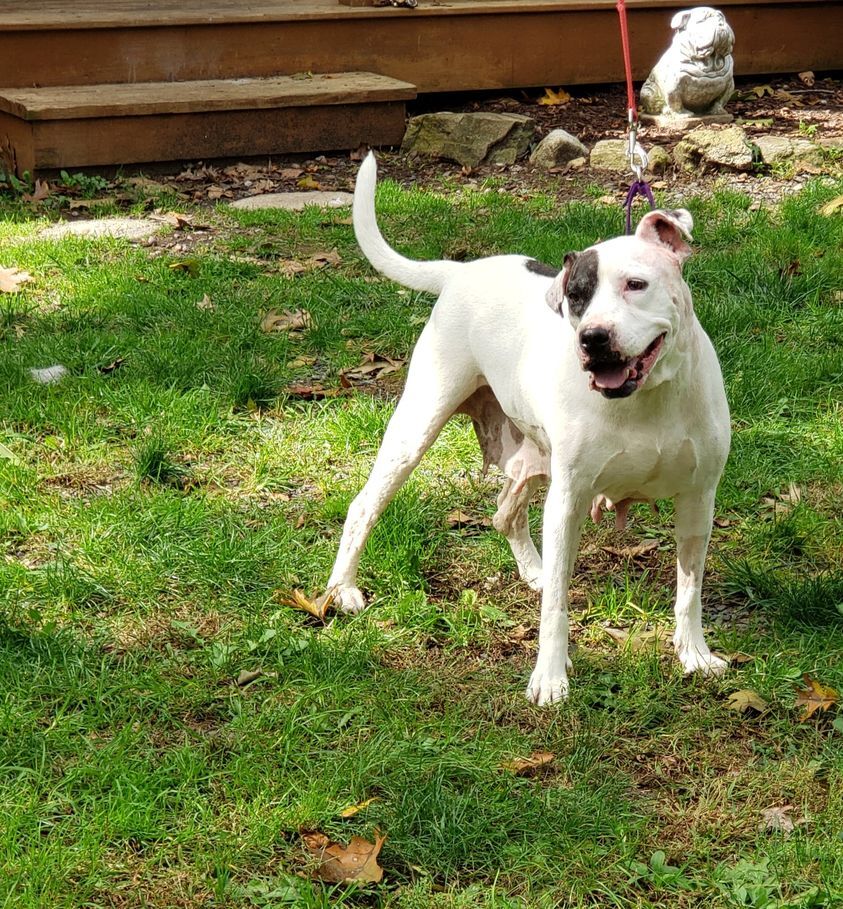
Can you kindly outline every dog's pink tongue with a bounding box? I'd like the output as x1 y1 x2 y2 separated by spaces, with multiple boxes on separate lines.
592 366 630 389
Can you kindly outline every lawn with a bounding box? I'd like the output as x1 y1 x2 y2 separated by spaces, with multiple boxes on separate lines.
0 168 842 909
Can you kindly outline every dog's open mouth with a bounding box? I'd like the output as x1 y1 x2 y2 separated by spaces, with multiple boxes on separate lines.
586 333 666 398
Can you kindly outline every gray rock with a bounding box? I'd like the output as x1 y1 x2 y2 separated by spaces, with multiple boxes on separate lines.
589 140 670 174
674 125 754 171
401 112 535 168
230 191 353 211
40 218 160 241
589 140 629 172
754 136 819 167
530 129 588 169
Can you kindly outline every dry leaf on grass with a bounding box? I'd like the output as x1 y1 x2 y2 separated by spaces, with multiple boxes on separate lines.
287 355 317 369
260 308 312 334
283 383 341 400
150 211 195 230
339 797 380 819
97 357 125 375
601 540 660 560
446 509 493 530
169 259 200 276
340 351 406 384
726 689 769 715
603 625 672 653
538 87 572 106
303 831 386 884
279 249 341 278
760 805 798 834
795 674 839 721
0 267 32 293
819 195 843 217
277 588 335 622
501 752 555 776
235 668 263 688
196 294 215 311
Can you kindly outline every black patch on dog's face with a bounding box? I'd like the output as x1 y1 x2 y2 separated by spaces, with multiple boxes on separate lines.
565 249 599 317
524 258 560 278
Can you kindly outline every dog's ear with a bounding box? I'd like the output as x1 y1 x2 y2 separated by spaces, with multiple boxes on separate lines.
670 9 693 30
635 209 694 263
546 252 577 315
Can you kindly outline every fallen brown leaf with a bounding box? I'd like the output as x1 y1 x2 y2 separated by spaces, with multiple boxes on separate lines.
150 211 194 230
501 751 555 776
287 355 317 369
279 249 341 278
603 625 672 654
284 383 341 400
340 351 406 384
601 540 659 560
760 805 797 834
538 87 572 106
446 509 493 530
97 357 125 375
297 174 323 191
260 308 312 334
280 167 304 180
795 674 839 721
235 668 263 688
303 831 386 884
277 588 335 622
196 293 215 311
0 267 31 293
726 689 769 715
23 179 51 202
819 195 843 217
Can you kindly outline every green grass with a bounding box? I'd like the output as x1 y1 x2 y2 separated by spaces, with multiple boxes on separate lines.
0 172 842 908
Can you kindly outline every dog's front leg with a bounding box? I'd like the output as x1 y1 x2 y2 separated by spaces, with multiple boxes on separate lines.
526 479 587 705
672 489 728 676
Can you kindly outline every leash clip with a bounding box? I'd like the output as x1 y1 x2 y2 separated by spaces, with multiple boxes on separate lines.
626 111 648 181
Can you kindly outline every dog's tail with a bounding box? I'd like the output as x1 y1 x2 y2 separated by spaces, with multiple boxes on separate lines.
353 152 461 295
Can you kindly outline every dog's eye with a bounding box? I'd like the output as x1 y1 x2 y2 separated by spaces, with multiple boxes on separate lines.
626 278 649 292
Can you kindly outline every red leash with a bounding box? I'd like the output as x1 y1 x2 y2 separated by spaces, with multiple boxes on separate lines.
615 0 637 120
615 0 654 233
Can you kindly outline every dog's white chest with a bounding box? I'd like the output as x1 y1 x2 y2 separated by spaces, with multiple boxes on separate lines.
592 435 700 501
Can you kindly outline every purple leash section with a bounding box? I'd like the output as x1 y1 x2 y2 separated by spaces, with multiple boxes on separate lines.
624 179 656 235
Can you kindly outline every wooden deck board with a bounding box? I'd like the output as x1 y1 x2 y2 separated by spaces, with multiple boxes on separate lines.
0 0 826 29
0 73 416 121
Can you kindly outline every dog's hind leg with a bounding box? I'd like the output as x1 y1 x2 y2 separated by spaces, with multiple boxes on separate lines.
327 328 478 614
493 476 544 590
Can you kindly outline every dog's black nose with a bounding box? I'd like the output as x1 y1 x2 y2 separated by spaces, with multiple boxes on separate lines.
579 326 611 352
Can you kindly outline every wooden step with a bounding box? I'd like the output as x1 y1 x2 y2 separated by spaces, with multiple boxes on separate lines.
0 73 416 175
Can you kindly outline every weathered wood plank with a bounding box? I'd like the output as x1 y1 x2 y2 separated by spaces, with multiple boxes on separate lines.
21 102 407 171
0 0 828 30
0 3 838 89
0 73 416 121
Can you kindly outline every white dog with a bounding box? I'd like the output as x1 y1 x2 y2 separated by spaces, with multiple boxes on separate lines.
640 6 735 118
326 153 731 704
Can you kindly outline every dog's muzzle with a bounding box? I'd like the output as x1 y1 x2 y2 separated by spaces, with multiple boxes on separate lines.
578 328 666 398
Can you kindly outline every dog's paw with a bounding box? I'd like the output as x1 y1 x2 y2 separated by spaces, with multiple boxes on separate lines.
676 643 728 677
519 568 543 592
333 585 368 615
525 669 569 706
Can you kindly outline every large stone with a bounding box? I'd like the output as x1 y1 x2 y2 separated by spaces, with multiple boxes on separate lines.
590 140 670 174
589 140 628 172
230 191 353 211
674 125 754 171
530 129 588 169
754 136 820 167
39 217 160 241
401 112 535 168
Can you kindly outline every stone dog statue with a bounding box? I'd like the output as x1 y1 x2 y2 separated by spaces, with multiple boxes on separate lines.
640 6 735 121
